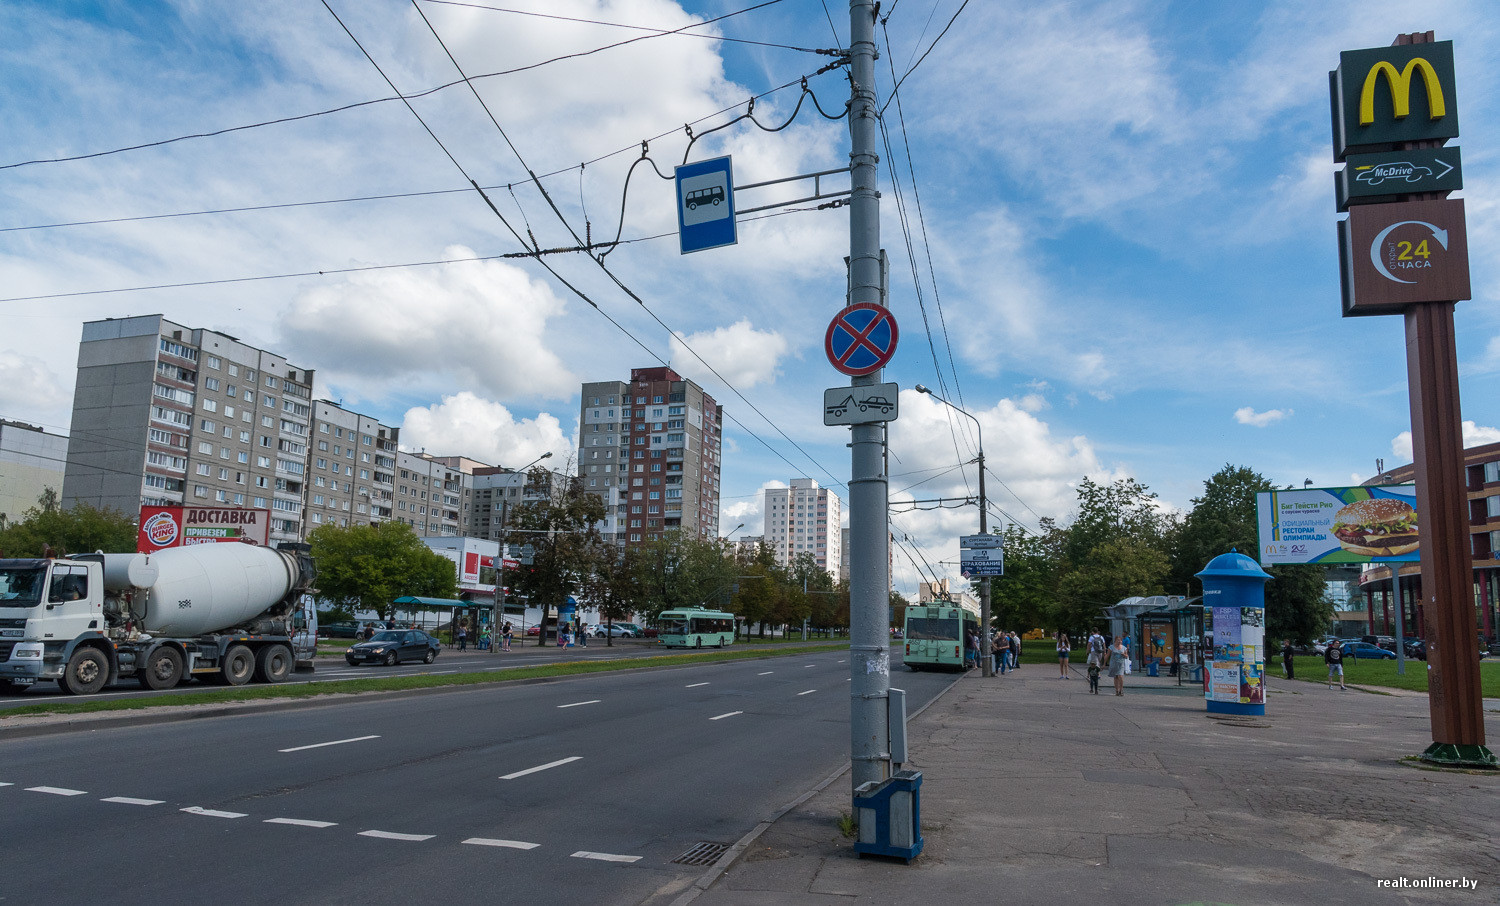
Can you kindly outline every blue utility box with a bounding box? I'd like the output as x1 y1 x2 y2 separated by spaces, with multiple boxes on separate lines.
853 769 924 862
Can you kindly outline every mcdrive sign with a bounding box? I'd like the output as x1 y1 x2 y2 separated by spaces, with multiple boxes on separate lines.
1331 38 1468 316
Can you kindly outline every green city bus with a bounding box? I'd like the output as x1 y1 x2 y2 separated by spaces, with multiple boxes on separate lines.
658 607 737 648
902 603 980 670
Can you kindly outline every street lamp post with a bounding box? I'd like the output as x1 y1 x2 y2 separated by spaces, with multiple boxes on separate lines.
494 451 552 653
915 384 991 677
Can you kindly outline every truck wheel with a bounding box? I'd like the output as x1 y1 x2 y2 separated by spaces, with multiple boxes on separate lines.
221 645 254 686
138 647 184 690
58 648 109 696
254 645 293 684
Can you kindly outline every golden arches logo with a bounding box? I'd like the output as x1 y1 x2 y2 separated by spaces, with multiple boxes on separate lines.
1359 57 1446 125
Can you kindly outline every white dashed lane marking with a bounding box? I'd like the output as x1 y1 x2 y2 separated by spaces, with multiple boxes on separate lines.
571 851 642 863
182 807 246 819
798 689 816 696
464 838 540 850
757 671 773 675
709 711 742 721
557 700 600 709
265 818 337 828
27 787 86 796
102 797 163 806
359 830 434 841
279 735 380 753
804 664 817 668
685 682 709 688
500 756 582 780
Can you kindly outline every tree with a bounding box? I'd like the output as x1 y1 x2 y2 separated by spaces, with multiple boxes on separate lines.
1055 536 1169 633
986 522 1063 634
630 535 736 623
505 468 606 645
1064 477 1173 566
580 543 642 647
0 491 137 557
308 521 458 620
1172 464 1331 643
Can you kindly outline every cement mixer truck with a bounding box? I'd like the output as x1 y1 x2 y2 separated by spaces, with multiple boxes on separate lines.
0 542 318 695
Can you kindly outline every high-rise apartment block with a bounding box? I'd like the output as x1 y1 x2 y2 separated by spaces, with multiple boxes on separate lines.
577 366 722 546
304 401 399 532
0 419 68 524
393 453 479 537
470 466 572 541
62 315 314 543
762 478 843 578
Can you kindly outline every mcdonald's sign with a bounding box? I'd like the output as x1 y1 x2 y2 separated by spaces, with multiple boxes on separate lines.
1331 41 1458 160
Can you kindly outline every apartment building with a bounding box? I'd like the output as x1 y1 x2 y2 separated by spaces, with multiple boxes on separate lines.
0 419 68 523
303 401 400 532
392 452 478 537
577 367 723 547
762 478 843 578
470 466 573 542
62 315 313 543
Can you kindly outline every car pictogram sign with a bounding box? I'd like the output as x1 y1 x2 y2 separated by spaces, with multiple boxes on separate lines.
825 303 899 376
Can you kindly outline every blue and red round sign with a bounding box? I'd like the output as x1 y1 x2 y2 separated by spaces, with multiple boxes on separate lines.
825 303 899 376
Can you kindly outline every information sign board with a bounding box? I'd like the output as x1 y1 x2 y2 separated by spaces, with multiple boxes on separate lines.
1255 485 1418 565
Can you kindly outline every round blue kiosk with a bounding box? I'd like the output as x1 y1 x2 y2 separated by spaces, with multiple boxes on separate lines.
1196 550 1271 717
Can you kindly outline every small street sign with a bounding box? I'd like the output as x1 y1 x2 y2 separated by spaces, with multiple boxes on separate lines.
1337 147 1462 211
960 534 1003 550
960 548 1004 578
1338 197 1470 316
675 156 737 254
825 303 899 376
824 383 899 425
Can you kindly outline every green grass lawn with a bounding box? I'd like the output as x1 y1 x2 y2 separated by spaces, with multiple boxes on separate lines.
1283 655 1500 697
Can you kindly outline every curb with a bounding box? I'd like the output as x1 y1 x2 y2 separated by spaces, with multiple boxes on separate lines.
665 667 966 906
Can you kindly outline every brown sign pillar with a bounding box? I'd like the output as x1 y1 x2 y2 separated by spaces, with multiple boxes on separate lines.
1332 31 1493 767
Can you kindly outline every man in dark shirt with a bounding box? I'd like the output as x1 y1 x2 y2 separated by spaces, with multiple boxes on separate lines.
1324 641 1346 690
1282 639 1295 680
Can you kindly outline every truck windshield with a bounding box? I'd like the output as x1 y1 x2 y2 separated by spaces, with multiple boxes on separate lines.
0 566 46 606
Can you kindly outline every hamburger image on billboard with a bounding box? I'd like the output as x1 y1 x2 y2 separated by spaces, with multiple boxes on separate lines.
1255 486 1418 565
1331 497 1419 558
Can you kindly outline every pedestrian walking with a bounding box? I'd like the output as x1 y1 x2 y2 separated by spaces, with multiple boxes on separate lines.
1282 639 1295 680
1057 632 1071 678
994 630 1010 675
1086 630 1105 694
457 621 468 651
576 619 589 648
1010 632 1021 669
1107 635 1128 696
501 621 513 652
1324 640 1346 690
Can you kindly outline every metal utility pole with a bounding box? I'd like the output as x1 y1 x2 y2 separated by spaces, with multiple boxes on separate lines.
846 0 890 791
915 385 990 676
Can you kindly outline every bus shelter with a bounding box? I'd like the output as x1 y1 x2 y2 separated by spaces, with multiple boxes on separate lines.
1102 596 1203 684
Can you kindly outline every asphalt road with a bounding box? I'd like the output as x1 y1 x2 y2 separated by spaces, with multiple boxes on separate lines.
0 638 844 710
0 647 954 905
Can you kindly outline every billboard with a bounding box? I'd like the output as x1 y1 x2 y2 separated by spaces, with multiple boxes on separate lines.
1331 40 1458 160
137 505 271 552
1255 485 1418 565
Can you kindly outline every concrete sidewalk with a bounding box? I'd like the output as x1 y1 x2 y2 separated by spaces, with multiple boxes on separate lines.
693 664 1498 905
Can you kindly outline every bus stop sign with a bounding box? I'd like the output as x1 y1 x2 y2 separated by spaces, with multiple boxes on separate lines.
676 156 737 254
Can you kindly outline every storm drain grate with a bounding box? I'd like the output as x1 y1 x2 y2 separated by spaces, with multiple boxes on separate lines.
672 842 730 866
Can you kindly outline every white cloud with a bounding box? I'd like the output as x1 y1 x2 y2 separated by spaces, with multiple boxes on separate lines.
1235 406 1291 427
400 392 571 468
0 351 69 423
719 479 787 537
277 246 577 402
1390 422 1500 463
668 319 789 390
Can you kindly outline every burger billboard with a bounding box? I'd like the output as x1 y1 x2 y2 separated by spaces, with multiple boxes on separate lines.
1255 486 1418 566
137 505 272 552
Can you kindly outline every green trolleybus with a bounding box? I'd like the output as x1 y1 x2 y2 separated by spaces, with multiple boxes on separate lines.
658 607 737 648
902 602 980 670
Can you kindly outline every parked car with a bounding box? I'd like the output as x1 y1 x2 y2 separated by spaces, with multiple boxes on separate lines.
594 624 635 638
641 626 660 638
320 620 361 639
1403 639 1428 661
345 629 440 666
1311 636 1341 655
614 623 644 636
1340 641 1396 660
526 625 541 636
1361 635 1397 651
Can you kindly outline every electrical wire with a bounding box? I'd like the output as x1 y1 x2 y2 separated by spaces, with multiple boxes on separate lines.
879 0 969 115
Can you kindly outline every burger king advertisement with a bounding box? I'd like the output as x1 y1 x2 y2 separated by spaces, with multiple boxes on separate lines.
137 505 271 552
1255 486 1418 565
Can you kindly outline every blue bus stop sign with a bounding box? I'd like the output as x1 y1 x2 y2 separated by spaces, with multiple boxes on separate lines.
676 156 737 254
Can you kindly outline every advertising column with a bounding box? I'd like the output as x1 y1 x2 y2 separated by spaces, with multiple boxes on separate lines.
1196 551 1272 717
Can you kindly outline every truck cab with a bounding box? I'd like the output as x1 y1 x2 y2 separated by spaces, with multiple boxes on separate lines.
0 558 108 690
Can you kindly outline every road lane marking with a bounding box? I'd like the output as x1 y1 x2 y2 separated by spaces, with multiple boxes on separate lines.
757 671 773 675
182 807 247 819
804 664 817 668
685 682 709 688
464 838 540 850
359 830 434 841
571 851 641 863
557 700 601 709
500 756 582 780
27 786 86 796
798 689 817 696
709 711 742 721
279 734 380 753
0 782 12 787
265 818 337 828
102 797 163 806
838 659 846 663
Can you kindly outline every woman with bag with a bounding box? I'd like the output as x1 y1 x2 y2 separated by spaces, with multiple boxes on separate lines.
1107 636 1128 696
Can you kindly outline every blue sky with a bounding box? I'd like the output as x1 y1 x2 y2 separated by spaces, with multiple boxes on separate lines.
2 0 1497 593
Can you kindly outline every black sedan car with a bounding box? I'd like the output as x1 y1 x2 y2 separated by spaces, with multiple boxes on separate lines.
345 630 440 666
